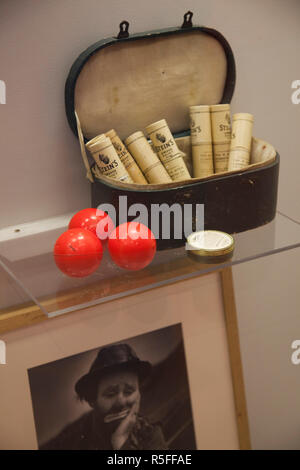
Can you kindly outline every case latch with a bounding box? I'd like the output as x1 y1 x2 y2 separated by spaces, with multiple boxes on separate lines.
181 11 193 29
118 21 130 39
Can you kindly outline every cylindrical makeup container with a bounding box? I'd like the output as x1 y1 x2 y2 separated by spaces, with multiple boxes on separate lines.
210 104 231 173
125 131 172 184
86 136 133 183
228 113 254 171
146 119 191 181
190 105 214 178
106 129 147 184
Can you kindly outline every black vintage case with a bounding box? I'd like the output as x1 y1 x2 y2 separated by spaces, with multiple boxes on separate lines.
65 11 279 250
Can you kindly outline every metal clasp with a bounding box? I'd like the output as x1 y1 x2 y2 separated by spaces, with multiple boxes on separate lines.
118 21 130 39
181 11 193 29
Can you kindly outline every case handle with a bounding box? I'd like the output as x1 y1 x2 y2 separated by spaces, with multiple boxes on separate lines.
118 21 130 39
181 11 193 29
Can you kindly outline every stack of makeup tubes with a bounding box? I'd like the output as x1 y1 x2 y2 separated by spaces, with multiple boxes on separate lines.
85 105 254 185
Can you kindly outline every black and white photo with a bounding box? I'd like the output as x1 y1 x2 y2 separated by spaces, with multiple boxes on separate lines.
28 323 196 450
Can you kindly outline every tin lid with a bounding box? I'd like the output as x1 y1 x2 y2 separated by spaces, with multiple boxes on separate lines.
189 105 210 113
86 136 112 154
232 113 254 123
105 129 117 139
86 134 107 152
210 103 230 112
125 131 145 147
145 119 167 135
186 230 234 257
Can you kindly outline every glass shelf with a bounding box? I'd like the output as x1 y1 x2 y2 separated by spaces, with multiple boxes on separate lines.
0 211 300 320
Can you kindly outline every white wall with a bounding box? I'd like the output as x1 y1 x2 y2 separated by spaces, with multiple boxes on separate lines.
233 251 300 450
1 0 300 227
1 0 300 449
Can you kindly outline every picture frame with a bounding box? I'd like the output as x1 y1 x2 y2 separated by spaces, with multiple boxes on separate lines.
0 267 250 450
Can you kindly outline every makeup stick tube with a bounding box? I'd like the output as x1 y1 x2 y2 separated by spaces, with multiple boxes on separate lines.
190 105 214 178
125 131 172 184
86 136 133 183
106 129 147 184
228 113 254 171
146 119 191 181
210 104 231 173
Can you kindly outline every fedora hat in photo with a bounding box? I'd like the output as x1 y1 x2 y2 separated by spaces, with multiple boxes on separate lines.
75 343 152 398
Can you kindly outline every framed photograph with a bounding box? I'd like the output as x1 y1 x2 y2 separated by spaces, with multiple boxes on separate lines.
0 268 250 450
28 324 196 450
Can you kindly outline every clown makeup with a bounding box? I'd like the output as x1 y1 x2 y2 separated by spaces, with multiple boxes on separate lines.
94 369 140 424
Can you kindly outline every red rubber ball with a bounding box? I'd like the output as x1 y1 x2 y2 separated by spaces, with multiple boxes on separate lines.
54 228 103 278
108 222 156 271
69 208 115 243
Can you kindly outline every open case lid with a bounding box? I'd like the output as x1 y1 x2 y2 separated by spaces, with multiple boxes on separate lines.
65 11 236 142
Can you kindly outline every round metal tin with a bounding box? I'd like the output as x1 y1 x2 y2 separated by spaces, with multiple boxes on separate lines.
186 230 234 261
